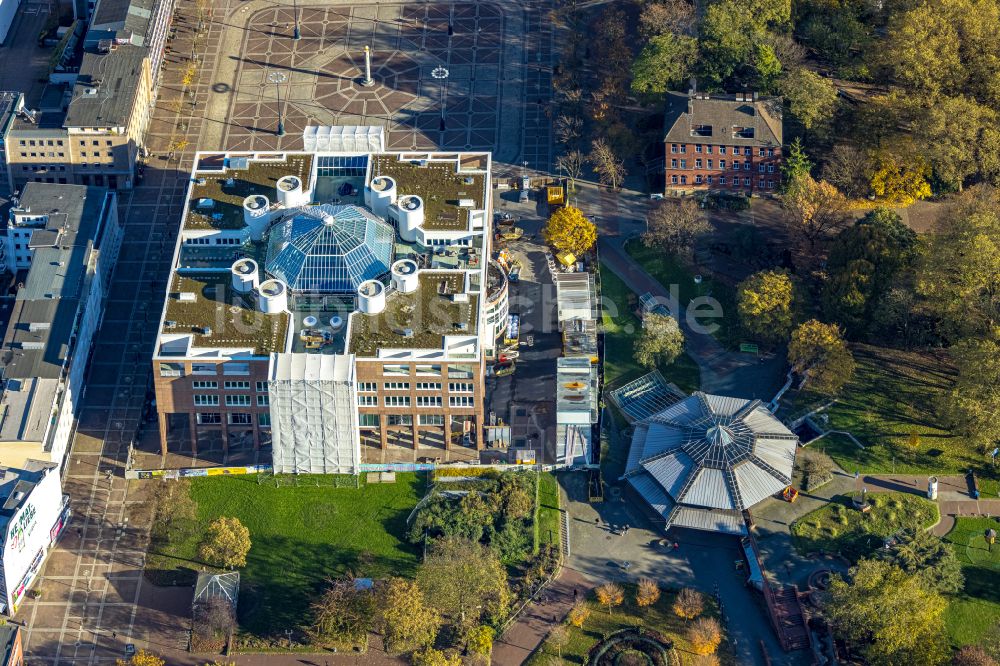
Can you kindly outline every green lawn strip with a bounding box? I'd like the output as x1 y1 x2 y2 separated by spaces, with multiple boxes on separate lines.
525 584 735 665
790 492 939 562
784 345 998 485
943 517 1000 646
536 472 562 551
598 262 700 392
623 240 740 349
151 473 424 639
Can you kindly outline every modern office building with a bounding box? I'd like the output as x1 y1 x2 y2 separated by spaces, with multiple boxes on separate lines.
0 461 69 615
152 129 503 472
663 90 783 196
4 0 174 192
0 183 122 468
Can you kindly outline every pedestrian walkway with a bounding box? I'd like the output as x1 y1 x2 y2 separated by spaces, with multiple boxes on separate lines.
598 235 784 399
492 568 590 666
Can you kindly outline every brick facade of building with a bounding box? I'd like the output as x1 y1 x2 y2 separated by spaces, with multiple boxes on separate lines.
663 91 784 197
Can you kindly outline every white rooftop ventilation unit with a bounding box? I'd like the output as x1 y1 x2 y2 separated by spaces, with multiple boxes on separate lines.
357 280 386 315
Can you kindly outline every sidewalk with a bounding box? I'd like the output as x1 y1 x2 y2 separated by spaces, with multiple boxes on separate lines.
492 567 591 666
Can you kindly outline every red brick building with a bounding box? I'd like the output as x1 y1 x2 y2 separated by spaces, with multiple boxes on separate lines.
663 91 783 196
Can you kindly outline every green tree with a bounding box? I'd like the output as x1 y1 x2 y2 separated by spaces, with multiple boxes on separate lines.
635 312 685 368
779 67 838 130
913 95 999 191
311 576 375 643
939 336 1000 448
465 625 495 657
411 648 461 666
418 537 511 624
788 320 855 394
493 471 534 521
918 186 1000 337
631 33 697 94
878 3 962 96
881 528 964 595
543 206 597 255
796 1 870 77
752 42 782 90
376 577 441 653
824 559 948 666
737 270 795 343
780 138 812 188
697 0 791 87
198 516 251 569
822 208 919 337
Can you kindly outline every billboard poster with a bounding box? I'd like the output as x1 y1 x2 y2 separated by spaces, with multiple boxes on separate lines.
2 469 63 610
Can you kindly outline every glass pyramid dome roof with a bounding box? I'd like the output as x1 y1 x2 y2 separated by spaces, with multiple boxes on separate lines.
265 204 395 293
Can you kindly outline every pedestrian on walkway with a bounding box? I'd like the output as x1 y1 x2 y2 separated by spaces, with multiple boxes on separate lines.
673 541 679 551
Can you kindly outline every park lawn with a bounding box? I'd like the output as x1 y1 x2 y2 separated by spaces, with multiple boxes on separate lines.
790 492 939 562
536 472 562 551
624 240 740 349
148 473 423 639
526 584 735 665
943 517 1000 647
783 344 998 487
598 262 700 392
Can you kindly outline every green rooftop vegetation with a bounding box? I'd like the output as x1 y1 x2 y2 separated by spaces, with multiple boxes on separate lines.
185 155 313 230
349 273 478 356
372 156 484 231
164 273 288 355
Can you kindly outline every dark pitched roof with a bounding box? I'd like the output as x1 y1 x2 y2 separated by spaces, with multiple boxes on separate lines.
64 44 147 128
664 91 783 147
2 183 111 379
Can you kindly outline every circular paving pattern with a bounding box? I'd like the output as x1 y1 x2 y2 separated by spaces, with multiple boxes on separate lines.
227 3 506 152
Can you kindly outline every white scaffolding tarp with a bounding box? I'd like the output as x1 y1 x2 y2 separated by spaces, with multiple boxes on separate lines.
303 125 385 153
268 353 360 474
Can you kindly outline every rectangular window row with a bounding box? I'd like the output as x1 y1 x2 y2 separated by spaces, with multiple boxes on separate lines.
672 144 773 156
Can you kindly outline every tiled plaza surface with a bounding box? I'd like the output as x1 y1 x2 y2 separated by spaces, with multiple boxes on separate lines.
226 3 507 153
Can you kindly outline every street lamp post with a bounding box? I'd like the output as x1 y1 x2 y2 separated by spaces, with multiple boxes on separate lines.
292 0 300 40
431 66 449 132
267 71 288 137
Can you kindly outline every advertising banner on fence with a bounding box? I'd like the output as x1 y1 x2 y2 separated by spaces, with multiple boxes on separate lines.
128 464 272 480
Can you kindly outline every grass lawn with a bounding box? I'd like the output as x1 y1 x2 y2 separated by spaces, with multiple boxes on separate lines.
790 492 939 562
624 240 740 349
599 262 700 392
536 472 562 551
526 584 735 665
783 344 998 488
147 473 424 638
944 516 1000 647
